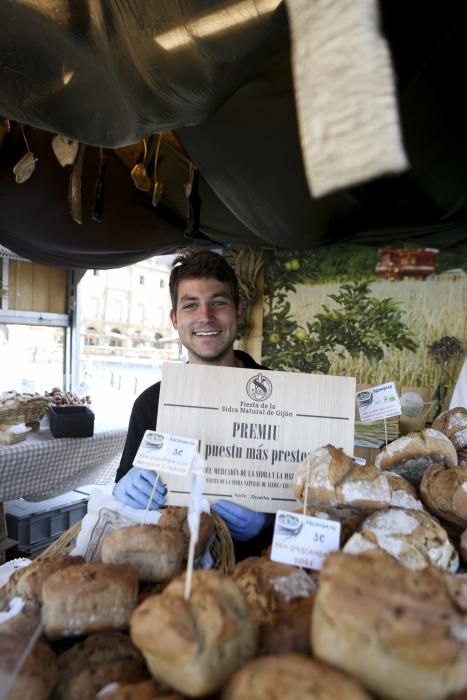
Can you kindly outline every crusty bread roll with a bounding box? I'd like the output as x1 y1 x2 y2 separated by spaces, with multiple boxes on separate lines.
312 549 467 700
42 562 138 638
130 569 257 697
260 595 315 657
232 556 316 655
6 554 84 605
433 407 467 450
56 630 147 700
101 524 186 582
386 472 424 510
375 428 458 485
158 506 214 558
231 557 297 626
343 507 459 572
420 462 467 528
221 652 372 700
0 611 58 700
293 445 391 511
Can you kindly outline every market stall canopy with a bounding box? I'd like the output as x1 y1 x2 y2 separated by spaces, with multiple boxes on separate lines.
0 1 466 268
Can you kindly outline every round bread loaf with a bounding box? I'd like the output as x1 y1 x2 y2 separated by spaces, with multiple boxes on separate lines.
375 428 458 485
292 445 391 511
231 556 297 626
386 472 424 510
130 569 257 697
101 524 186 582
0 611 58 700
56 630 146 699
432 407 467 450
6 554 84 605
260 595 315 657
343 507 459 572
42 562 139 638
232 556 315 655
221 653 372 700
420 462 467 528
158 506 214 558
312 549 467 700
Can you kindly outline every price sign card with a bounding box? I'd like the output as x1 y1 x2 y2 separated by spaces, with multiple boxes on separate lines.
270 510 340 570
133 430 198 477
356 381 401 423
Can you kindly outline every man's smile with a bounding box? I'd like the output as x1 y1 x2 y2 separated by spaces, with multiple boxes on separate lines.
193 330 221 336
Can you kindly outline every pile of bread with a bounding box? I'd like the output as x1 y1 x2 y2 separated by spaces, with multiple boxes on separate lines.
2 406 467 699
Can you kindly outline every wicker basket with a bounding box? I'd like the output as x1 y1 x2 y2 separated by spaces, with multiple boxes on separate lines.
0 396 51 427
37 511 236 575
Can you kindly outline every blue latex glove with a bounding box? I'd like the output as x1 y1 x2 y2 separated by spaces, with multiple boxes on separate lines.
211 500 270 541
114 467 167 510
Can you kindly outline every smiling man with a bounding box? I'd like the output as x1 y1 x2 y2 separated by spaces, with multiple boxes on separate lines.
115 249 272 550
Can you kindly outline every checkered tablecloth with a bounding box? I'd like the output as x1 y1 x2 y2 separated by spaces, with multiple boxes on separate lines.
0 427 127 502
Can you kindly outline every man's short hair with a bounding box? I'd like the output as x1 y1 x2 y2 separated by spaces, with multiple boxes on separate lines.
169 250 239 311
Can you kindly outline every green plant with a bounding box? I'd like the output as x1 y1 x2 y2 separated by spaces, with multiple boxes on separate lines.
262 280 418 373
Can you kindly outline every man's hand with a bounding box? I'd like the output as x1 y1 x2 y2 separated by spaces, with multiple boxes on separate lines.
114 466 167 510
211 500 270 541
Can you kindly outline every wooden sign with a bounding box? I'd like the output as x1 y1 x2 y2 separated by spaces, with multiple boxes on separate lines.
157 363 356 513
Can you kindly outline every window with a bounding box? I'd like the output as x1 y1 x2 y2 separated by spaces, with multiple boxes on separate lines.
78 256 176 427
85 326 98 346
0 324 66 393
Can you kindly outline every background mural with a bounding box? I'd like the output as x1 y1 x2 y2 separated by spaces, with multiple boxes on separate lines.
262 241 467 405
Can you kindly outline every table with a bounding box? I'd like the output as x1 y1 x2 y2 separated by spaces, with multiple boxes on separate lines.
0 424 127 502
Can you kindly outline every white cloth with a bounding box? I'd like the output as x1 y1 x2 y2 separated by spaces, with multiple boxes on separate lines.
450 357 467 410
286 0 407 196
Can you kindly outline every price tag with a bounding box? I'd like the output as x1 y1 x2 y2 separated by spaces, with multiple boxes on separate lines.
270 510 340 570
133 430 198 477
356 381 401 423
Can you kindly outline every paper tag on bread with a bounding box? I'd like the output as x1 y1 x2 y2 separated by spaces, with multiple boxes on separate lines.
133 430 199 476
356 382 401 423
271 510 340 570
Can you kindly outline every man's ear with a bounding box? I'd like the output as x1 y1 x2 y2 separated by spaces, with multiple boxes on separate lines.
170 308 177 329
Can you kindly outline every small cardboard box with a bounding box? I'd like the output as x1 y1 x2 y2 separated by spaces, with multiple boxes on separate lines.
49 405 95 438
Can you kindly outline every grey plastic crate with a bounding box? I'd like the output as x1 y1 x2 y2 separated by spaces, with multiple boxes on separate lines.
5 492 88 546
